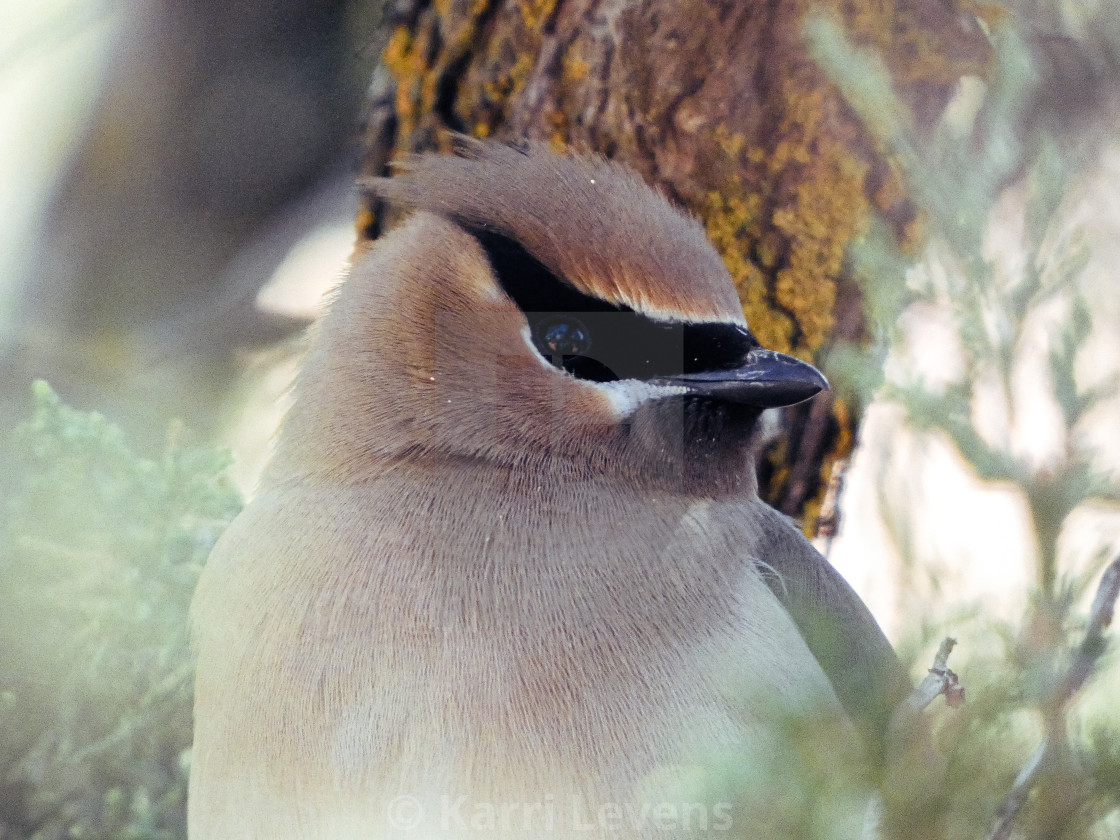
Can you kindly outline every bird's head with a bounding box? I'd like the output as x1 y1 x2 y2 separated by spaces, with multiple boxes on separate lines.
272 139 827 494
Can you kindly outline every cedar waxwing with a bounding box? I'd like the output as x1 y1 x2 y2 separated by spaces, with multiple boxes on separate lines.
189 138 910 840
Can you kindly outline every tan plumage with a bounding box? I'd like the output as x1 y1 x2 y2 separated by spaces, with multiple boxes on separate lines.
189 139 908 839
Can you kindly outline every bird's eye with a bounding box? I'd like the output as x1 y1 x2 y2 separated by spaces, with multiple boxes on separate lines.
534 316 592 357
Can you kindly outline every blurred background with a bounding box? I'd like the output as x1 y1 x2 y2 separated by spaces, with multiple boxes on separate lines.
2 0 1120 837
0 0 379 465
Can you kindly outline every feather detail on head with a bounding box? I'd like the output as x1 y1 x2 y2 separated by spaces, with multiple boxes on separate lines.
361 138 744 324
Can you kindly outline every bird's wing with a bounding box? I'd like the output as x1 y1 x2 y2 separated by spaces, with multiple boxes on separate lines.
751 503 912 760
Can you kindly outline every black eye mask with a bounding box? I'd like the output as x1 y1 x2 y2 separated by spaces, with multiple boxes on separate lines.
466 228 759 384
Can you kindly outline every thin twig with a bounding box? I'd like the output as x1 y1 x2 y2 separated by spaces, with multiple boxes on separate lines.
885 635 963 772
988 738 1050 840
986 556 1120 840
905 637 964 712
1062 557 1120 698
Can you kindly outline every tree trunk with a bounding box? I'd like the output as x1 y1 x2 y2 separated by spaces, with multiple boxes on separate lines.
357 0 989 524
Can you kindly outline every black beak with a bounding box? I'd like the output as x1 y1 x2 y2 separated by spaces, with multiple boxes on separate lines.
648 348 829 408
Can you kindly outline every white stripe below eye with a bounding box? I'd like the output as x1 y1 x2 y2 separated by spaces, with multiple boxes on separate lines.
595 379 690 417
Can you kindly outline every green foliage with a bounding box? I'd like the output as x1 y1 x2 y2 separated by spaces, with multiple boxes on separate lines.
808 2 1120 838
0 381 241 840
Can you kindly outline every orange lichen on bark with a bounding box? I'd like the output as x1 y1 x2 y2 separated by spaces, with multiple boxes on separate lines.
518 0 558 30
690 0 987 368
701 188 796 353
382 1 498 154
560 50 589 83
687 0 986 513
700 74 868 362
382 26 424 139
452 0 564 139
546 108 569 151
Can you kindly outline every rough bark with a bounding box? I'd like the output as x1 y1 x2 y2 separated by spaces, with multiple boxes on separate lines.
357 0 990 524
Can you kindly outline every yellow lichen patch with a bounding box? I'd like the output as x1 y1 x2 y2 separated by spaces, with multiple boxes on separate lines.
433 10 490 102
547 108 568 151
700 189 798 347
771 151 868 351
482 51 536 118
382 25 414 73
800 497 822 537
509 51 537 91
832 397 853 455
776 263 836 350
383 27 422 136
702 191 763 250
561 46 589 83
518 0 558 31
354 207 376 242
727 40 874 353
743 280 795 353
381 2 499 154
713 125 748 159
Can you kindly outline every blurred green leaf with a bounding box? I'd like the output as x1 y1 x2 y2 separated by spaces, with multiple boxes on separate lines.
0 381 240 840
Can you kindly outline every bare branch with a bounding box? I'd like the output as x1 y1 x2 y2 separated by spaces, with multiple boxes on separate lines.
986 556 1120 840
884 636 963 781
1063 556 1120 698
987 738 1051 840
905 637 964 713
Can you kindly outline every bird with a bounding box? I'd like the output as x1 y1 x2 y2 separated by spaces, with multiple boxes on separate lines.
188 137 911 840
